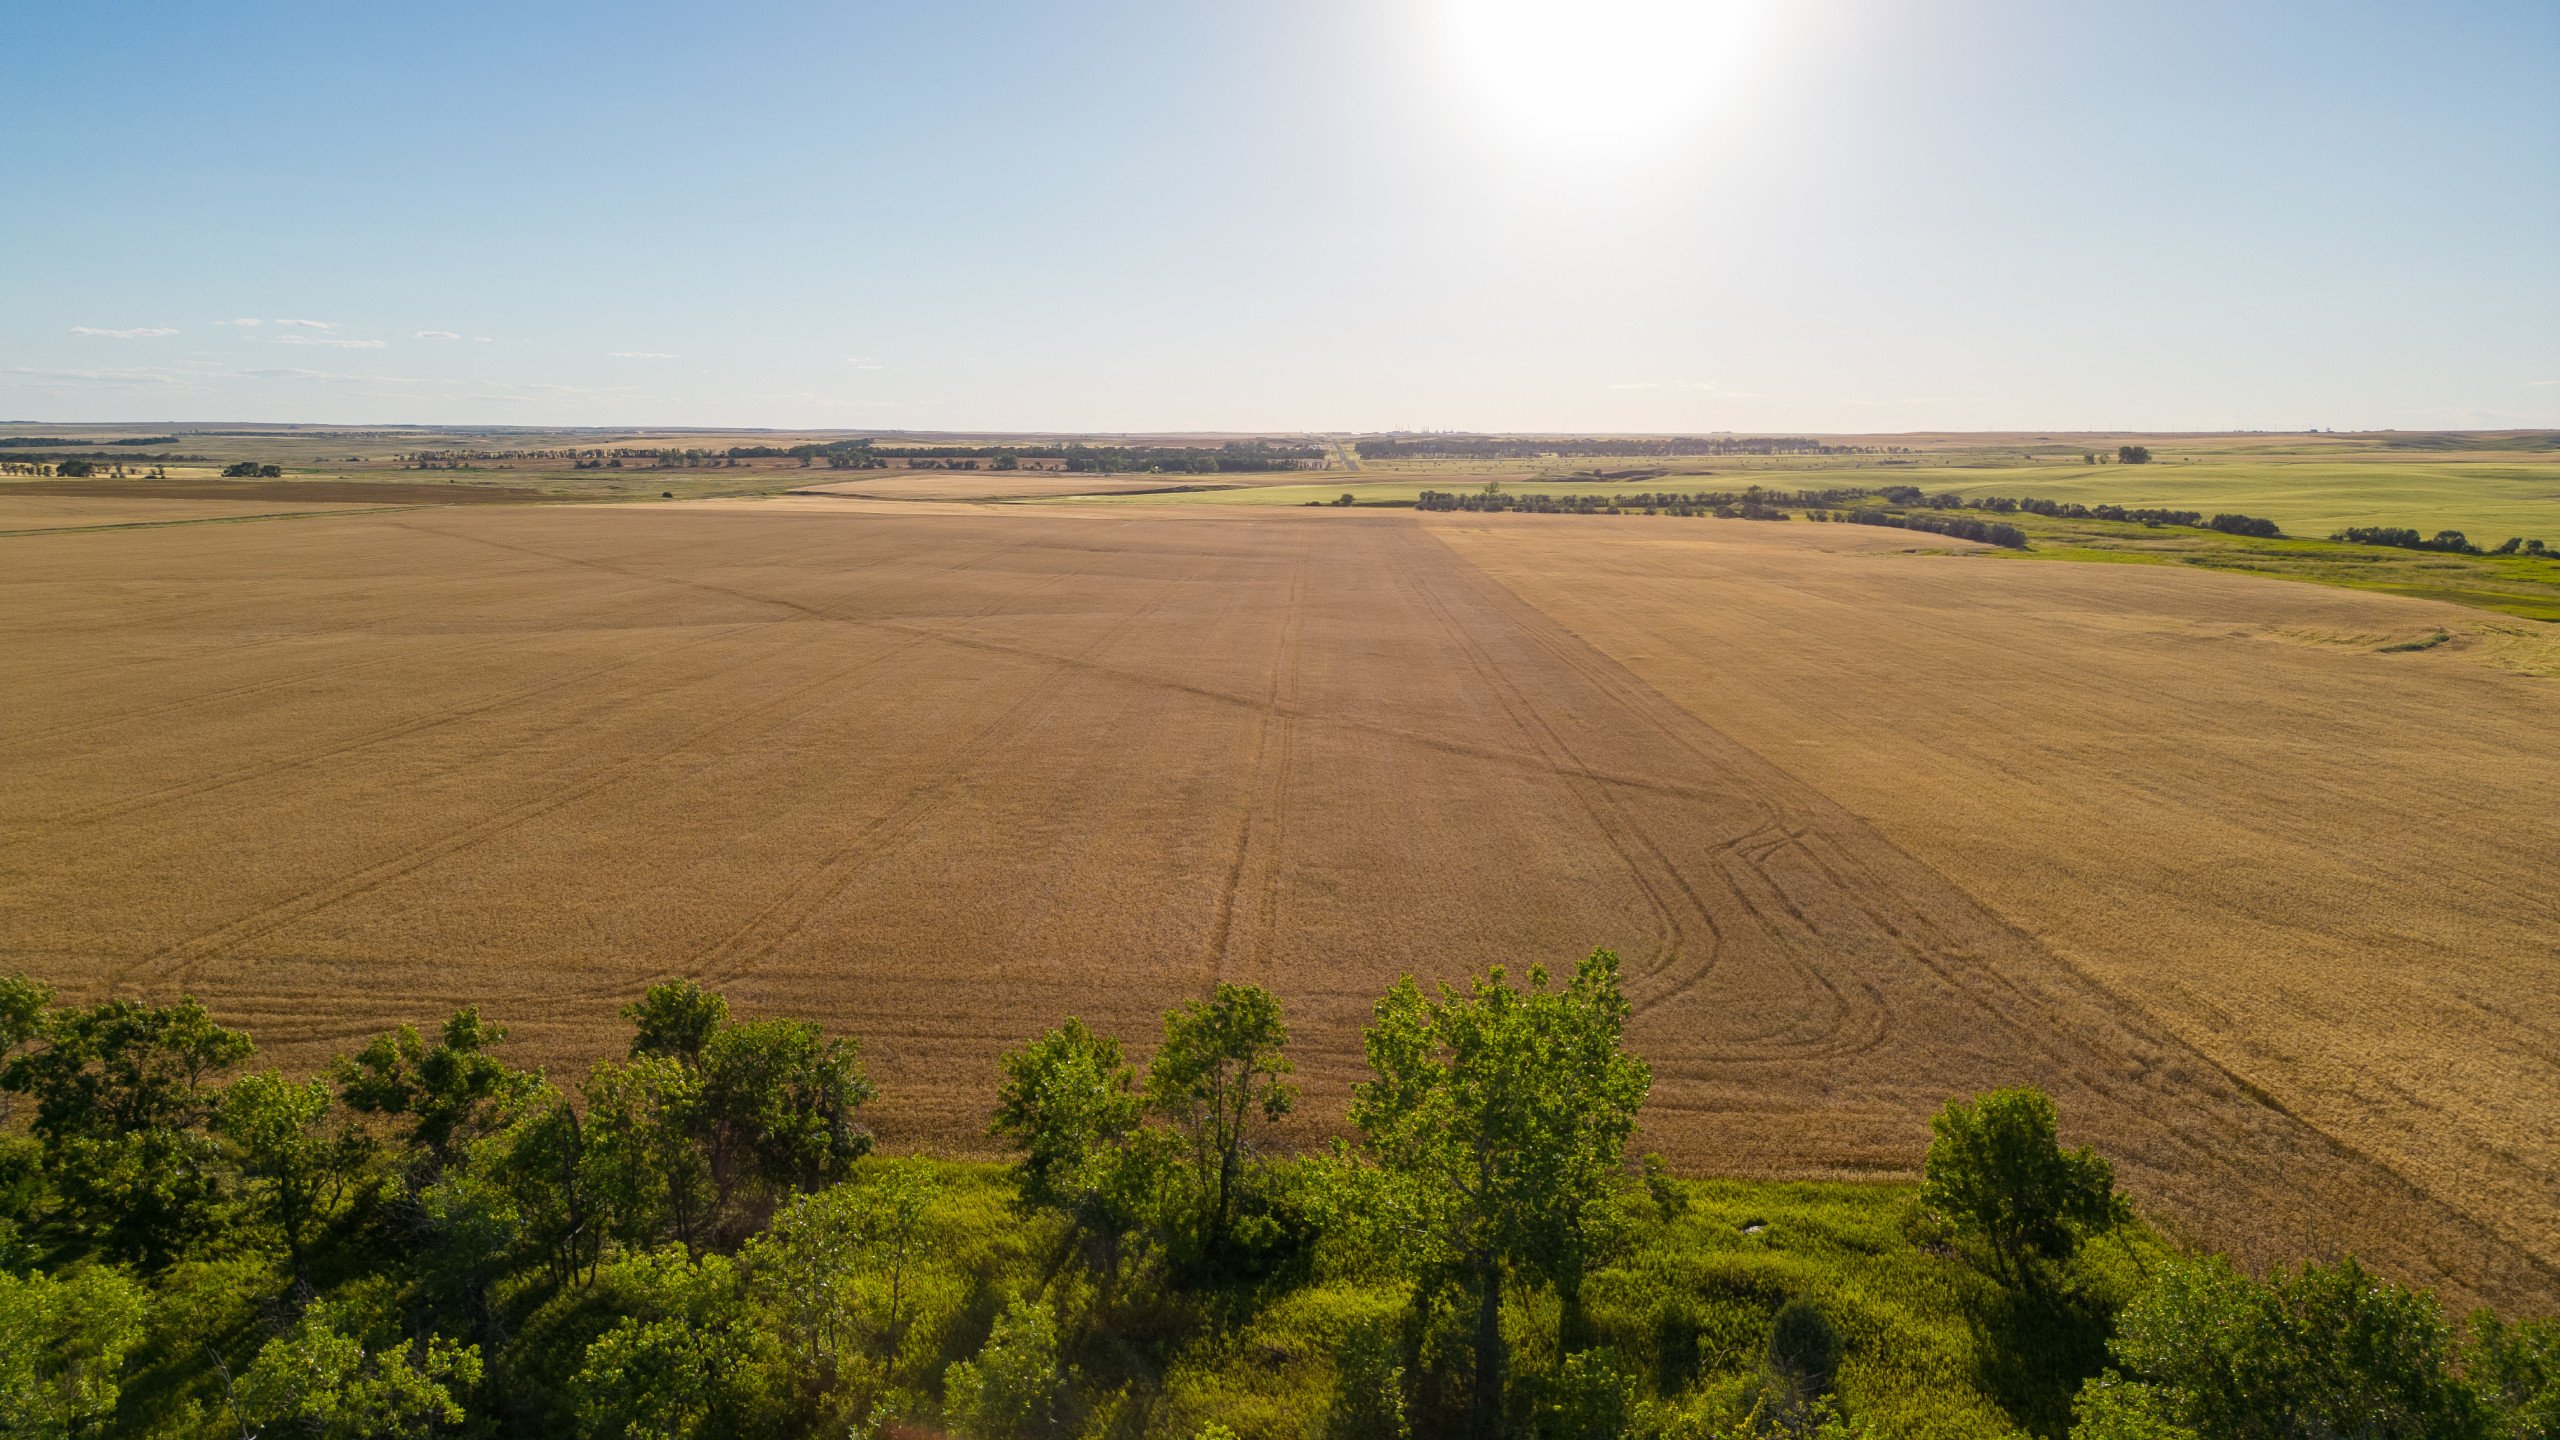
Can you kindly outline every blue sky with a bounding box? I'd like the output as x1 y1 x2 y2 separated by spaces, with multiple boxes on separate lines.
5 0 2554 432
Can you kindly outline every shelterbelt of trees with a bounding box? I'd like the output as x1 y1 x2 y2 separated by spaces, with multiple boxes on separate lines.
1356 438 1878 460
2 958 2553 1440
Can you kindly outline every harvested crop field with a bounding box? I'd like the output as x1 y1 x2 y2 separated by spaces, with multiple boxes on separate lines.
0 493 393 533
2 478 549 505
2 502 2550 1310
792 473 1252 502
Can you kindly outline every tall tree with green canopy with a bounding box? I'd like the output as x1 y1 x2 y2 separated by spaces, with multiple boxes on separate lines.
0 994 253 1266
336 1006 543 1181
692 1017 875 1235
1921 1087 2129 1293
1144 982 1294 1262
217 1070 374 1284
991 1017 1166 1283
0 1265 148 1439
624 979 730 1064
1348 949 1651 1436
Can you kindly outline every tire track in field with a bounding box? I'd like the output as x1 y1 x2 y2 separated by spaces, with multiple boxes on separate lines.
1407 524 1919 1051
1 641 456 754
1377 523 1693 999
1416 520 2560 1308
1202 530 1309 995
680 547 1227 999
386 518 842 623
12 522 1037 835
9 622 761 839
114 531 1070 998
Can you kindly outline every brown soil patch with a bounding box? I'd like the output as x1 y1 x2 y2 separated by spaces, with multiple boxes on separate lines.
1 504 2547 1310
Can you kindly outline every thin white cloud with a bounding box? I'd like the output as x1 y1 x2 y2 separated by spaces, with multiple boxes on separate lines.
844 356 885 370
2525 379 2560 388
223 318 264 327
414 330 461 340
273 334 387 349
69 326 178 339
1838 395 1991 406
6 365 184 385
1606 380 1764 398
610 350 677 359
273 318 336 329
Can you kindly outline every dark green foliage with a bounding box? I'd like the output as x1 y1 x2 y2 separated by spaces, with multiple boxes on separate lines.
0 993 254 1266
214 1071 371 1281
624 979 729 1063
2466 1312 2560 1438
54 457 98 477
219 461 283 477
2074 1255 2502 1440
1361 436 1857 460
1769 1298 1842 1393
1349 949 1652 1435
1146 982 1295 1269
2206 512 2283 537
337 1006 542 1178
2117 446 2152 464
695 1018 876 1205
1922 1087 2129 1293
2334 525 2485 554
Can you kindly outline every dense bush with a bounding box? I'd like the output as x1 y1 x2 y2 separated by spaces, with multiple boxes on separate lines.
2205 513 2283 537
2334 526 2483 554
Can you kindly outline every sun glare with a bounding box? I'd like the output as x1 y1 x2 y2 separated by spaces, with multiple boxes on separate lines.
1434 0 1766 161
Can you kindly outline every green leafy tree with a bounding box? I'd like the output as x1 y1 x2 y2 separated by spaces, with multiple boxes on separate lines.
1920 1087 2128 1292
1144 983 1294 1261
0 975 47 1112
216 1070 373 1283
487 1097 600 1286
0 995 253 1266
573 1248 766 1440
624 979 729 1064
991 1017 1178 1278
1348 949 1652 1435
235 1300 482 1440
0 1265 148 1439
2072 1255 2491 1440
583 1055 714 1252
336 1007 543 1180
743 1161 944 1428
944 1297 1071 1440
693 1018 875 1237
2467 1313 2560 1439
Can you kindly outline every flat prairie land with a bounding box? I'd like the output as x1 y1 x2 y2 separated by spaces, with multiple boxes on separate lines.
1435 515 2560 1307
2 501 2551 1310
0 493 394 533
792 473 1246 502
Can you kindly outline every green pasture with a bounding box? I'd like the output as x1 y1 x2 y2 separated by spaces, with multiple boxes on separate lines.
1992 517 2560 624
1937 459 2560 544
1081 454 2560 545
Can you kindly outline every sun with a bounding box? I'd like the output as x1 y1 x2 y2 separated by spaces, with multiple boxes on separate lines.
1433 0 1767 161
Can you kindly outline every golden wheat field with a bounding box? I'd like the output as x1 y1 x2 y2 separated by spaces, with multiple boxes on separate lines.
1 497 2551 1311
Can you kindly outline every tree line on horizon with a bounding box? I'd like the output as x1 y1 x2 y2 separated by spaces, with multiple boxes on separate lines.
1 959 2554 1439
